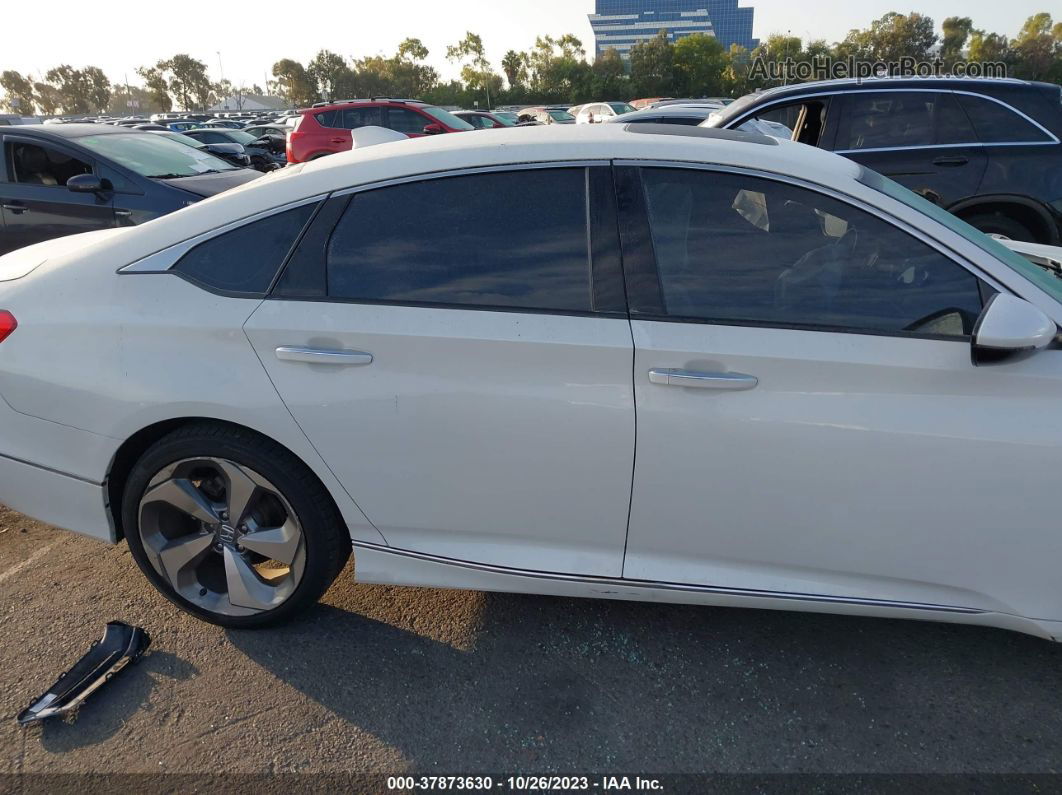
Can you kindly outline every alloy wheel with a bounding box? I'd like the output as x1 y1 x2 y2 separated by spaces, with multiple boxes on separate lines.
137 457 306 616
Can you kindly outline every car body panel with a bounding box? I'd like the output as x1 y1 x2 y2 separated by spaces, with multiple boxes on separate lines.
245 302 636 576
3 126 1062 636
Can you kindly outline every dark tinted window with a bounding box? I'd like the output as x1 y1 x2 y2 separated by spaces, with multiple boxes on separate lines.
641 168 983 337
327 169 592 311
840 92 937 150
314 110 338 127
174 203 317 295
4 141 92 186
933 92 978 144
387 107 428 134
957 94 1053 143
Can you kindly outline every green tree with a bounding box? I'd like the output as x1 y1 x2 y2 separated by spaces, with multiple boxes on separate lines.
501 49 529 90
157 55 215 110
307 49 352 102
672 34 726 96
968 30 1011 65
837 12 938 65
527 34 590 102
629 30 675 97
1011 13 1062 82
0 70 36 114
136 66 173 112
447 32 497 107
43 65 92 114
271 58 317 107
82 66 112 113
33 82 61 115
590 47 628 100
392 38 438 97
941 17 974 68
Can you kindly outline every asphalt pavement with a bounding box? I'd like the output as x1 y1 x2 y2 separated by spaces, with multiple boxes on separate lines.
3 503 1062 780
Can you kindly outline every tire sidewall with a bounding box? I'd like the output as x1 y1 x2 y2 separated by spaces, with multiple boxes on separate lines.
122 427 346 628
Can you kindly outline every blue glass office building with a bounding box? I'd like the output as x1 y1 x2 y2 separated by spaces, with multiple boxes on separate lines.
589 0 758 58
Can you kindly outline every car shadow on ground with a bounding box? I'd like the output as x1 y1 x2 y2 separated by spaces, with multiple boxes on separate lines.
36 651 198 753
226 584 1062 772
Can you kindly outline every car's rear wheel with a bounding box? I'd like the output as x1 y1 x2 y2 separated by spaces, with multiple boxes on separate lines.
122 424 350 628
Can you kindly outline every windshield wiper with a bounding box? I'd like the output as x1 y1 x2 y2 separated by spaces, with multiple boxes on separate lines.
146 173 188 179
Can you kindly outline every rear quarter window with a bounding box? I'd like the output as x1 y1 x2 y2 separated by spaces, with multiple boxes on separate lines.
956 94 1054 143
173 203 317 296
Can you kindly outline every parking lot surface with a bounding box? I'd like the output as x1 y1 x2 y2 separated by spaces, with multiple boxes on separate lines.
3 503 1062 777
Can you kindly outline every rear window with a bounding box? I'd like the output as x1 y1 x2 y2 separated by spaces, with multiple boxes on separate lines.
173 203 317 295
325 168 592 311
956 94 1054 144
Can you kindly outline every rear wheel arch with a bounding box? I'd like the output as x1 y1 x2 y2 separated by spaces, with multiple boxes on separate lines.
106 418 345 545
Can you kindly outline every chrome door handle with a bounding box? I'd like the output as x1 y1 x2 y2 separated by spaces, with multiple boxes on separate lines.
275 346 373 365
648 368 758 391
1 203 28 214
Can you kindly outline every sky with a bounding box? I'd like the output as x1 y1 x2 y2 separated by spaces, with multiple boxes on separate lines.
3 0 1054 90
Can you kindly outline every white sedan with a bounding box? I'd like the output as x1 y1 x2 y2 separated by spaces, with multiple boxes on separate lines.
2 123 1062 637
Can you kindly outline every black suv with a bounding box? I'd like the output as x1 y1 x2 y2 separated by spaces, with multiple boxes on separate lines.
705 77 1062 244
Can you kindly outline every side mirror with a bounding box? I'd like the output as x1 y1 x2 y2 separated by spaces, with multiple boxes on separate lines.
422 123 445 135
972 293 1056 366
67 173 104 193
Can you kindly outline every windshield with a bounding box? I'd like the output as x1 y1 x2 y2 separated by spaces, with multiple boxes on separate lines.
421 106 475 131
860 169 1062 305
549 110 575 122
703 91 762 128
609 103 634 115
79 133 237 177
222 130 259 145
159 132 204 148
490 113 516 127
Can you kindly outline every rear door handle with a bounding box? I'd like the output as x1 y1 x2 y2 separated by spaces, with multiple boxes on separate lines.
648 368 758 391
329 137 346 144
1 203 28 214
932 156 969 167
275 346 373 365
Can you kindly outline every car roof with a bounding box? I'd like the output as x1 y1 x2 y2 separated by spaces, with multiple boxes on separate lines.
103 124 860 263
741 75 1043 103
621 104 717 121
2 123 136 140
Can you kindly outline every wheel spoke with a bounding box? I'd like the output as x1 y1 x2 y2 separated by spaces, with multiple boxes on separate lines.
157 532 213 582
223 547 280 611
217 460 259 525
144 478 220 525
238 519 302 564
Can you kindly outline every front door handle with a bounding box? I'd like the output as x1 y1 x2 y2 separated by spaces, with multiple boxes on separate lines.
932 156 969 167
1 203 28 214
275 346 373 365
648 368 758 391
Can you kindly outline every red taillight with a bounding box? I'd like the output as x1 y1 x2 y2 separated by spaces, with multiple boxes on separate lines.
0 311 17 343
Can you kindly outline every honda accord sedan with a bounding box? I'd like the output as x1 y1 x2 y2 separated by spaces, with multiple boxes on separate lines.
2 124 1062 637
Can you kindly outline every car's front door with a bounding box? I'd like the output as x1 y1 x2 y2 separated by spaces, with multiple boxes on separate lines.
0 136 115 254
245 165 635 576
831 90 988 208
618 164 1062 618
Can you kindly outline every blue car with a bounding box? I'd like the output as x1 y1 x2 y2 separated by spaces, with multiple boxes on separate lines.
0 124 260 255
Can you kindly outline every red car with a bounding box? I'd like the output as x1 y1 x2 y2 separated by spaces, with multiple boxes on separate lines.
286 99 474 163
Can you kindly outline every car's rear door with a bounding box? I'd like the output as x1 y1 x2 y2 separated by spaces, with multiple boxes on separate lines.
617 162 1062 618
0 135 115 254
244 165 635 576
832 90 987 208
